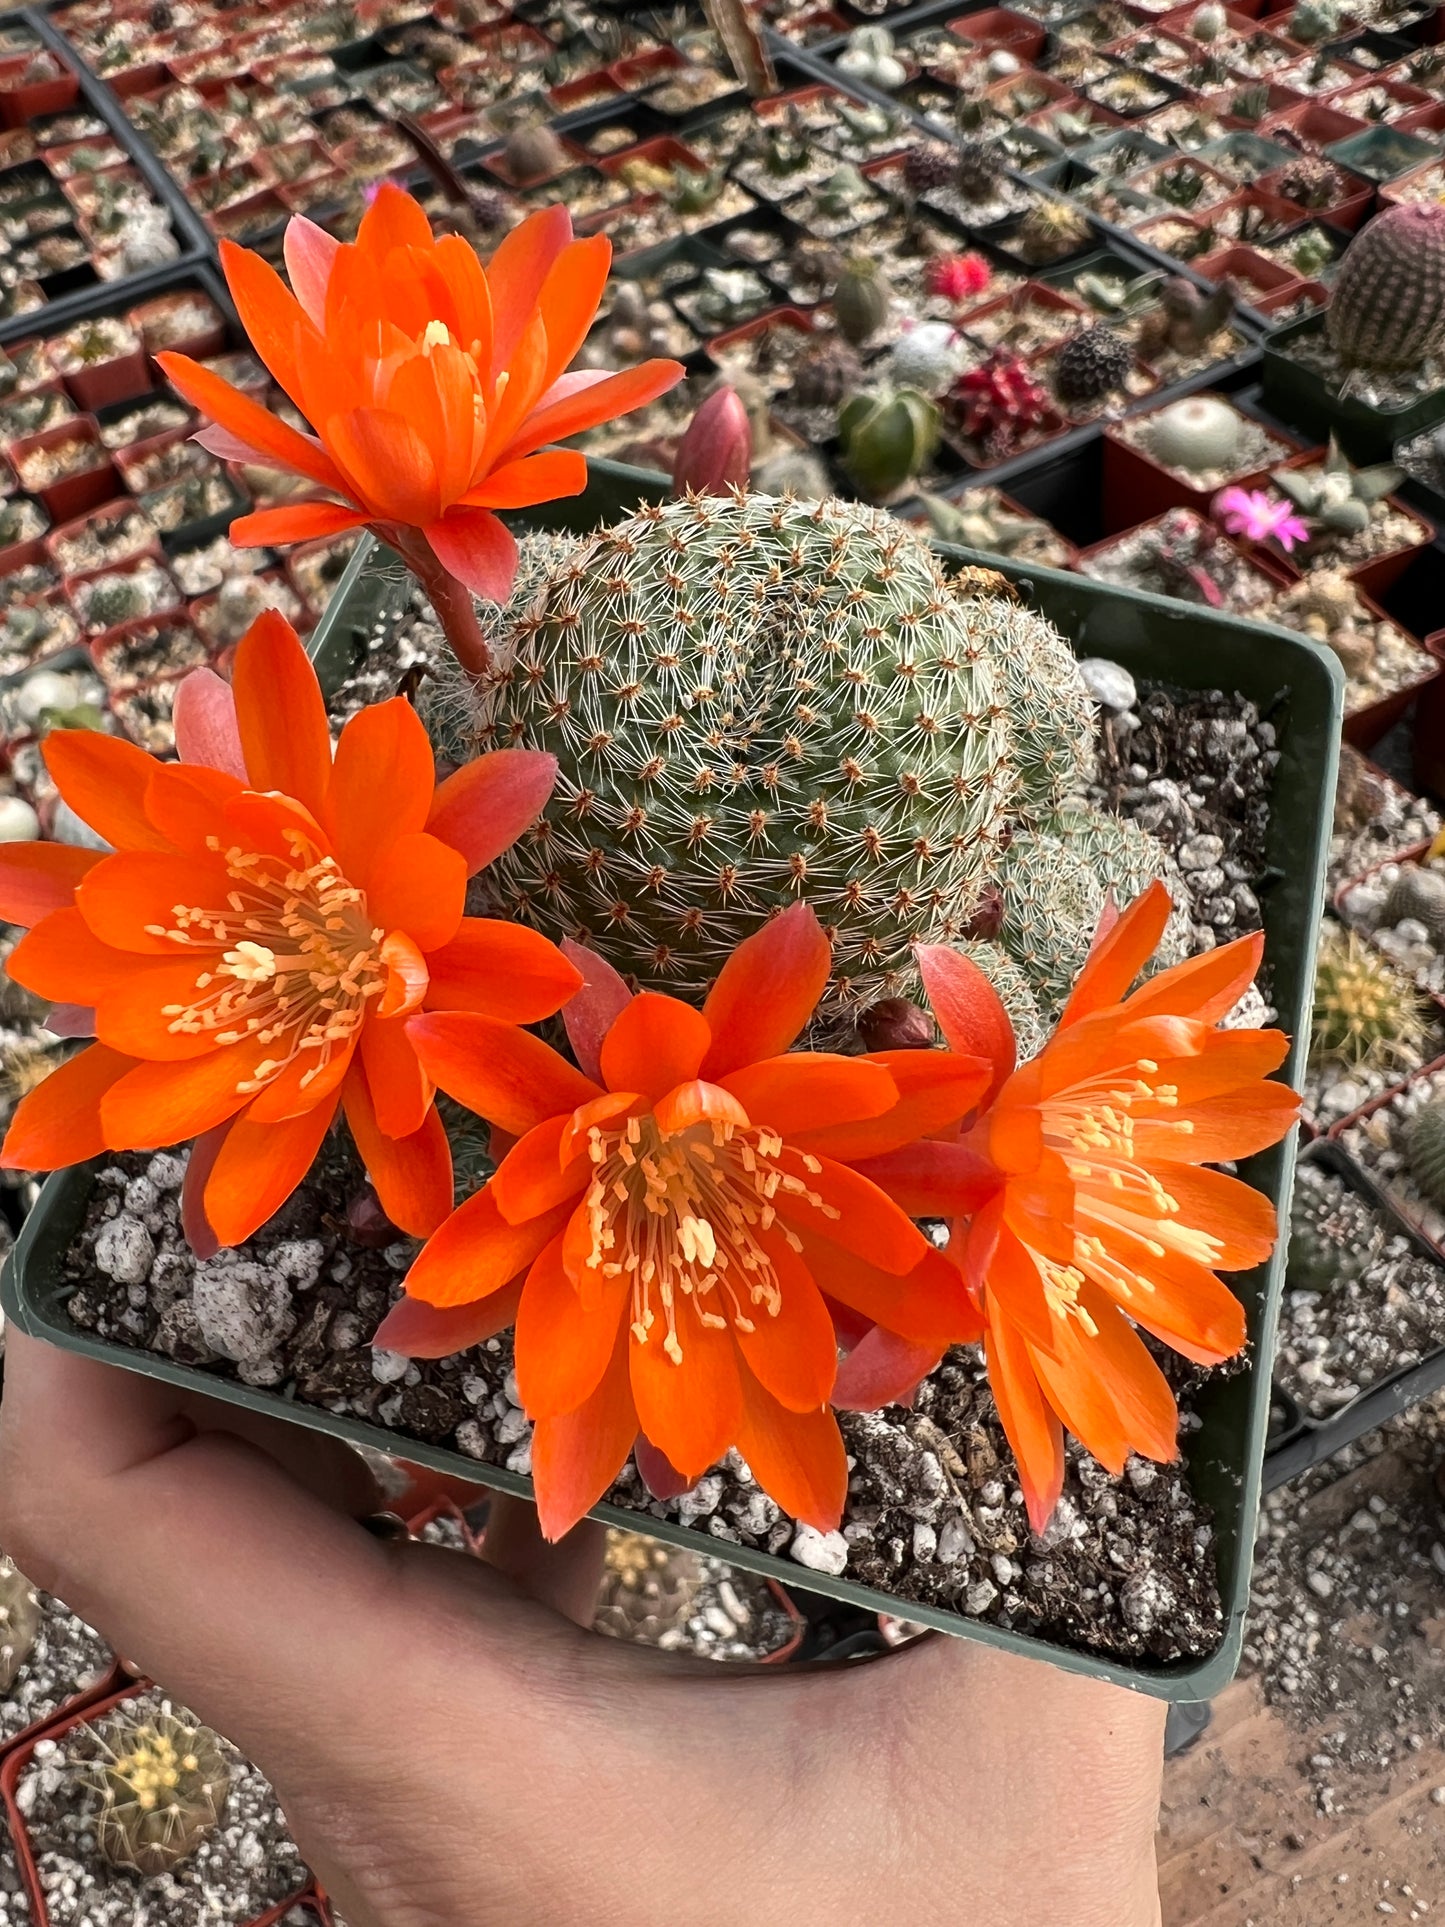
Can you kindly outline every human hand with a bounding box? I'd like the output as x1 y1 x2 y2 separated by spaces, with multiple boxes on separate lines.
0 1331 1165 1927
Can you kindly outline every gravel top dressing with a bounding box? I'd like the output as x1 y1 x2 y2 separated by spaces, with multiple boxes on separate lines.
0 1593 112 1750
13 1686 307 1927
0 1808 32 1927
1276 1163 1445 1420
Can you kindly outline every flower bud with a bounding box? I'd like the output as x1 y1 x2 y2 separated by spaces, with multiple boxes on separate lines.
857 998 936 1052
672 386 751 495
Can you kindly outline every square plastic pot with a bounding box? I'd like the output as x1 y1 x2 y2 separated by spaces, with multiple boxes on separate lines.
0 460 1344 1701
1262 311 1445 463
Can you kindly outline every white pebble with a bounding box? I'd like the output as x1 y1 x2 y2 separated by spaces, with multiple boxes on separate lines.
1077 657 1136 712
790 1525 849 1576
94 1214 155 1286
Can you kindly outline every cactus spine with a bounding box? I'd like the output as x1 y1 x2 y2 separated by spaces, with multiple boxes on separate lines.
1310 924 1427 1072
84 1705 231 1875
1326 205 1445 375
1406 1094 1445 1212
0 1556 39 1691
451 494 1133 1017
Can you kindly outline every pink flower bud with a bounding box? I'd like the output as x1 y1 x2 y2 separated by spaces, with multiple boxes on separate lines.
672 385 751 494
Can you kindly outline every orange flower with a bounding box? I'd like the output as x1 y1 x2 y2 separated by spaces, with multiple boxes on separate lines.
0 613 581 1252
861 883 1299 1533
377 905 989 1540
155 185 683 663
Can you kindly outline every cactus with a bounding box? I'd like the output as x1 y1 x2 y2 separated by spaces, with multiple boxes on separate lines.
832 257 888 346
1190 1 1227 37
887 321 964 397
1381 864 1445 948
955 137 1004 204
792 337 863 408
902 142 955 198
926 252 992 308
1289 226 1336 280
1014 197 1091 266
503 121 567 184
83 1706 230 1876
1289 0 1344 43
1405 1094 1445 1211
836 24 907 90
1075 268 1166 319
837 387 940 499
951 350 1056 459
920 489 1059 562
1053 325 1132 405
1142 395 1243 475
1273 155 1343 211
1326 205 1445 375
594 1530 704 1644
84 576 150 629
1272 438 1403 538
0 1556 40 1692
446 495 1113 1015
1310 923 1427 1071
1227 83 1271 123
815 163 869 221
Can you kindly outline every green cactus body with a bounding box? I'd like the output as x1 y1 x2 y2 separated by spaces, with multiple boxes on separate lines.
994 828 1107 1014
1406 1094 1445 1211
1310 924 1427 1071
86 1707 231 1876
1381 864 1445 948
461 496 1103 1013
832 259 888 346
1326 205 1445 374
0 1556 39 1692
837 388 939 498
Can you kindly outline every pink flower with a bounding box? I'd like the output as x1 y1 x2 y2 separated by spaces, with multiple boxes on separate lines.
1213 486 1310 554
927 252 992 306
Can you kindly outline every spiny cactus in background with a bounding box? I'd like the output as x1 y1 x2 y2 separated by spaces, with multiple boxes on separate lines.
84 1707 230 1876
837 387 939 498
0 1556 40 1692
793 336 863 409
832 257 889 347
1138 278 1234 359
1014 197 1091 265
1289 0 1345 43
1405 1093 1445 1212
1381 863 1445 949
1052 324 1132 406
1271 438 1403 538
926 251 992 309
951 350 1056 459
887 321 964 398
1326 204 1445 374
502 120 567 185
84 576 150 630
954 137 1004 204
1273 155 1344 212
901 142 955 198
447 495 1116 1017
593 1530 705 1645
1309 924 1427 1072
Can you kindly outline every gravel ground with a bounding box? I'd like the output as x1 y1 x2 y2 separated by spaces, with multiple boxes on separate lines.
1340 856 1445 997
1330 746 1440 896
0 1809 31 1927
14 1686 307 1926
0 1585 114 1751
1339 1066 1445 1251
1276 1161 1445 1419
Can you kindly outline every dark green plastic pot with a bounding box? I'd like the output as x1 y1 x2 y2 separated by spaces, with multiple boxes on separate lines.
1262 311 1445 465
1 461 1344 1700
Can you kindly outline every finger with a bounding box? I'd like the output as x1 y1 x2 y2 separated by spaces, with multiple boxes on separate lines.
481 1493 608 1628
172 1391 383 1517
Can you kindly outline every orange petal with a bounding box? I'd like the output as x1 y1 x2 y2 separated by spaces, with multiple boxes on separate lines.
629 1313 741 1481
0 1043 135 1170
515 1230 629 1420
0 842 100 928
426 747 557 875
44 732 175 852
537 234 611 387
832 1325 947 1411
850 1138 1001 1220
559 938 631 1081
984 1307 1066 1537
408 1012 601 1135
651 1079 749 1135
1131 1083 1300 1164
355 181 433 261
720 1053 897 1141
489 1114 588 1225
699 903 831 1081
497 359 684 466
101 1046 262 1148
916 944 1016 1102
366 832 467 952
791 1050 990 1162
423 508 517 601
423 918 581 1022
76 851 234 954
93 953 243 1061
400 1182 569 1308
978 1221 1059 1355
377 931 430 1021
242 1035 357 1124
1081 1220 1247 1365
172 668 247 780
1122 928 1265 1027
203 1091 340 1248
373 1275 523 1359
142 763 247 853
342 1068 453 1237
154 351 346 496
1029 1289 1178 1475
733 1369 848 1534
324 697 435 883
774 1150 928 1275
231 610 333 818
598 990 710 1102
327 407 440 526
733 1232 838 1413
1104 1161 1279 1269
282 213 338 325
218 236 318 412
7 909 132 1006
1058 880 1173 1029
531 1321 637 1542
462 448 587 510
796 1232 973 1347
230 501 368 547
486 204 573 381
358 1013 433 1139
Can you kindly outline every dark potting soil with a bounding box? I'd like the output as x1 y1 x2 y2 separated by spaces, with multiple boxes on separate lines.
62 1136 1226 1664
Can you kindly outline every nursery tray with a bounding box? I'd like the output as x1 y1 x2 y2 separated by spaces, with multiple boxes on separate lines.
2 458 1344 1699
1261 1139 1445 1491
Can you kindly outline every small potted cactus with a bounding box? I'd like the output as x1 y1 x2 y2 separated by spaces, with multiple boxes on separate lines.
1263 203 1445 460
1103 391 1299 527
1267 440 1433 596
45 315 151 413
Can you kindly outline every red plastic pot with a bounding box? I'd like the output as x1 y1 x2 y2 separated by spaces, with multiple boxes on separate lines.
127 290 227 363
1341 590 1440 749
1251 276 1327 315
9 419 117 524
91 612 208 690
547 71 622 113
0 531 45 577
1413 635 1445 796
0 1658 124 1770
50 340 151 415
597 134 708 185
0 61 79 131
956 281 1087 346
43 134 127 178
1101 399 1301 530
1261 98 1367 149
1257 162 1372 231
1194 242 1297 302
945 6 1046 59
1268 449 1434 601
113 424 211 496
1207 186 1309 246
1077 506 1294 603
0 1682 312 1927
103 58 168 99
45 496 159 580
1330 76 1431 124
